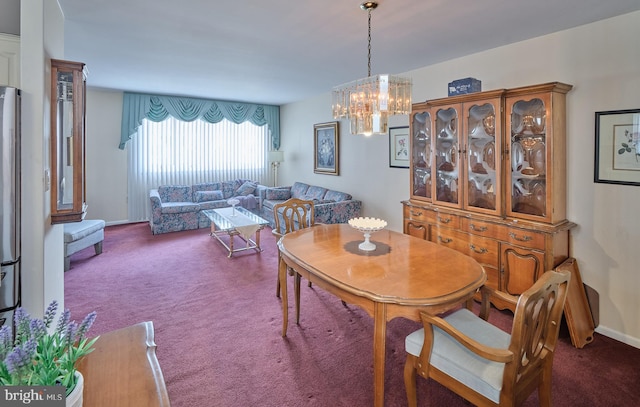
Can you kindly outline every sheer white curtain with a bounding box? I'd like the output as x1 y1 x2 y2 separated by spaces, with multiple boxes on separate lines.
128 117 271 222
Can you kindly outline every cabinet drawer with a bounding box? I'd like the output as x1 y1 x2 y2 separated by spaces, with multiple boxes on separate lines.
502 227 545 250
406 208 459 228
460 218 545 249
460 218 504 239
431 227 498 267
404 205 431 222
405 206 460 228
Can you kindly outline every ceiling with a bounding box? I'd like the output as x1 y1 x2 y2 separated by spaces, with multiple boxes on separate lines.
56 0 640 106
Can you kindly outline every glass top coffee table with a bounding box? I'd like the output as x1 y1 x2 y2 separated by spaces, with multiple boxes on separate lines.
202 207 270 257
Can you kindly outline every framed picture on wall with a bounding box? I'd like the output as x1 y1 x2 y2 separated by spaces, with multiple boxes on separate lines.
594 108 640 186
389 126 410 168
314 121 339 175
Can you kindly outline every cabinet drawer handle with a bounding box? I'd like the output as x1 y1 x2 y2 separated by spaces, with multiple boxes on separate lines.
437 216 451 224
410 210 423 217
469 244 488 254
469 224 488 232
509 232 533 242
438 236 453 244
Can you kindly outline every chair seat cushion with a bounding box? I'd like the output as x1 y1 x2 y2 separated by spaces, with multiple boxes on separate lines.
63 220 105 243
160 202 200 214
405 308 511 403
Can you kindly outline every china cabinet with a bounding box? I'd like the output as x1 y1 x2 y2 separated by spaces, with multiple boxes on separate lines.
50 59 87 224
404 82 575 295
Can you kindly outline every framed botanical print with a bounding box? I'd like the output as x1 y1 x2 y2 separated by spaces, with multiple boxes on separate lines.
389 126 410 168
314 121 339 175
595 109 640 186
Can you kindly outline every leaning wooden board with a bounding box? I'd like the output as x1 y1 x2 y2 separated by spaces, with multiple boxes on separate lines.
556 257 595 348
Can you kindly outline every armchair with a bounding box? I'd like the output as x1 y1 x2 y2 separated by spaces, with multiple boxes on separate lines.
404 270 571 407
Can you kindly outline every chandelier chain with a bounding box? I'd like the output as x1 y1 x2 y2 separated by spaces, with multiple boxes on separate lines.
367 8 372 77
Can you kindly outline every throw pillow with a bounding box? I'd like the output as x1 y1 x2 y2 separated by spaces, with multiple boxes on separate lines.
265 188 291 200
196 190 224 202
235 181 257 196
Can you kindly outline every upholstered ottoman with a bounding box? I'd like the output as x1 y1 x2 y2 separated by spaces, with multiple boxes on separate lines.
63 219 105 271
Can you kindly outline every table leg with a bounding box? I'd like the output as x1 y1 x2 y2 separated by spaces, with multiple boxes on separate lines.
255 229 262 251
373 303 387 407
228 233 234 257
280 257 289 337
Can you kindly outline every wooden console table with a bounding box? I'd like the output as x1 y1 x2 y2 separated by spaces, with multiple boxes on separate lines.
77 321 171 407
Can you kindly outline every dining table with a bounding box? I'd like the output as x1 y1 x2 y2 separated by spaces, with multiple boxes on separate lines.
277 223 486 407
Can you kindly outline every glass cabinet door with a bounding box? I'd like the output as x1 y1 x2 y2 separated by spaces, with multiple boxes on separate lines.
507 97 548 219
411 111 432 199
433 106 459 206
465 102 499 212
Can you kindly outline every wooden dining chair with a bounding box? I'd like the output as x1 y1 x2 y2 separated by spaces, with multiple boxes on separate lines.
404 270 571 407
272 198 315 324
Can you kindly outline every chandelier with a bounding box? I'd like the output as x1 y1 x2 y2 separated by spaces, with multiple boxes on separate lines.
332 2 412 136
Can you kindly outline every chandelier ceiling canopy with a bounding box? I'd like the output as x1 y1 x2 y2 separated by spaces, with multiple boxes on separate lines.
331 2 412 136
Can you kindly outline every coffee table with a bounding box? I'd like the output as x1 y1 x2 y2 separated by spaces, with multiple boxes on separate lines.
202 207 269 257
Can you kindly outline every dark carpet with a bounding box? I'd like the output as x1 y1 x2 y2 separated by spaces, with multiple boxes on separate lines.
64 222 640 406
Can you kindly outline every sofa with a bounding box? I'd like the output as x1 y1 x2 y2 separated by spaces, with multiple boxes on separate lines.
257 181 362 229
149 179 261 234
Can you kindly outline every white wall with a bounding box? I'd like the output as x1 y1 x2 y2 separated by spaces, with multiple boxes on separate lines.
83 11 640 347
85 89 128 224
20 0 65 316
279 11 640 347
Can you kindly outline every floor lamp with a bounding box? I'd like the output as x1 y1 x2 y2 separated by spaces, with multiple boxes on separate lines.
268 151 284 187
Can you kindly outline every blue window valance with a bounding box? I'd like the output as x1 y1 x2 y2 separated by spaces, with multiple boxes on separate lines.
119 92 280 150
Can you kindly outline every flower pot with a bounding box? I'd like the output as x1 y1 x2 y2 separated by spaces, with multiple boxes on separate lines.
66 371 84 407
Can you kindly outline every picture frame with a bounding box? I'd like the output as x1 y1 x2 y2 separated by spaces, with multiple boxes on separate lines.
314 121 339 175
389 126 410 168
594 109 640 186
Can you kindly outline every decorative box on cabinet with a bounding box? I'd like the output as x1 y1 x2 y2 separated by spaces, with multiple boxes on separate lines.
404 82 593 348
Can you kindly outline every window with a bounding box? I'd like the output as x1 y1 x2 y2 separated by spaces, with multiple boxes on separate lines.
127 117 270 222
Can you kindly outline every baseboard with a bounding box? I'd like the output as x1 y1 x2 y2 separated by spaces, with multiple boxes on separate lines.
596 325 640 349
104 220 146 227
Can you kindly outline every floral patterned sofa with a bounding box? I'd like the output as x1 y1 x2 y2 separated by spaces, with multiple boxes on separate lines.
257 181 362 229
149 179 261 234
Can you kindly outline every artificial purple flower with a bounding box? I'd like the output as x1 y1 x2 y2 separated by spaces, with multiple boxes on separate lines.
55 309 71 336
43 301 59 328
0 325 11 360
29 319 47 341
4 346 31 375
63 321 78 349
13 308 31 346
75 311 97 341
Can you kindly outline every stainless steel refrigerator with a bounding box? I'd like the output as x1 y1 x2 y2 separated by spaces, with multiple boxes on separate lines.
0 86 21 328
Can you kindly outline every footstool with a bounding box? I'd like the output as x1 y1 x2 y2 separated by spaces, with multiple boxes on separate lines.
63 219 105 271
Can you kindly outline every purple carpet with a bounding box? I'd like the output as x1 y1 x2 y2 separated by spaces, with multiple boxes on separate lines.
64 222 640 406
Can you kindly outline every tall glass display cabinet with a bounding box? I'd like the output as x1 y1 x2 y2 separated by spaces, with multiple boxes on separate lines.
404 82 575 295
50 59 88 224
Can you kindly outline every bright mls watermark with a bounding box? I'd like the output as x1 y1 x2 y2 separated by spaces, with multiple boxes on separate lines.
1 386 65 406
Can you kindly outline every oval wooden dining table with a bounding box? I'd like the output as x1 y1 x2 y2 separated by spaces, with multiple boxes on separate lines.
277 223 486 407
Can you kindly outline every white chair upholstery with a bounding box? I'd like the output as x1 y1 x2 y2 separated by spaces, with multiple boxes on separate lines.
405 308 511 403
